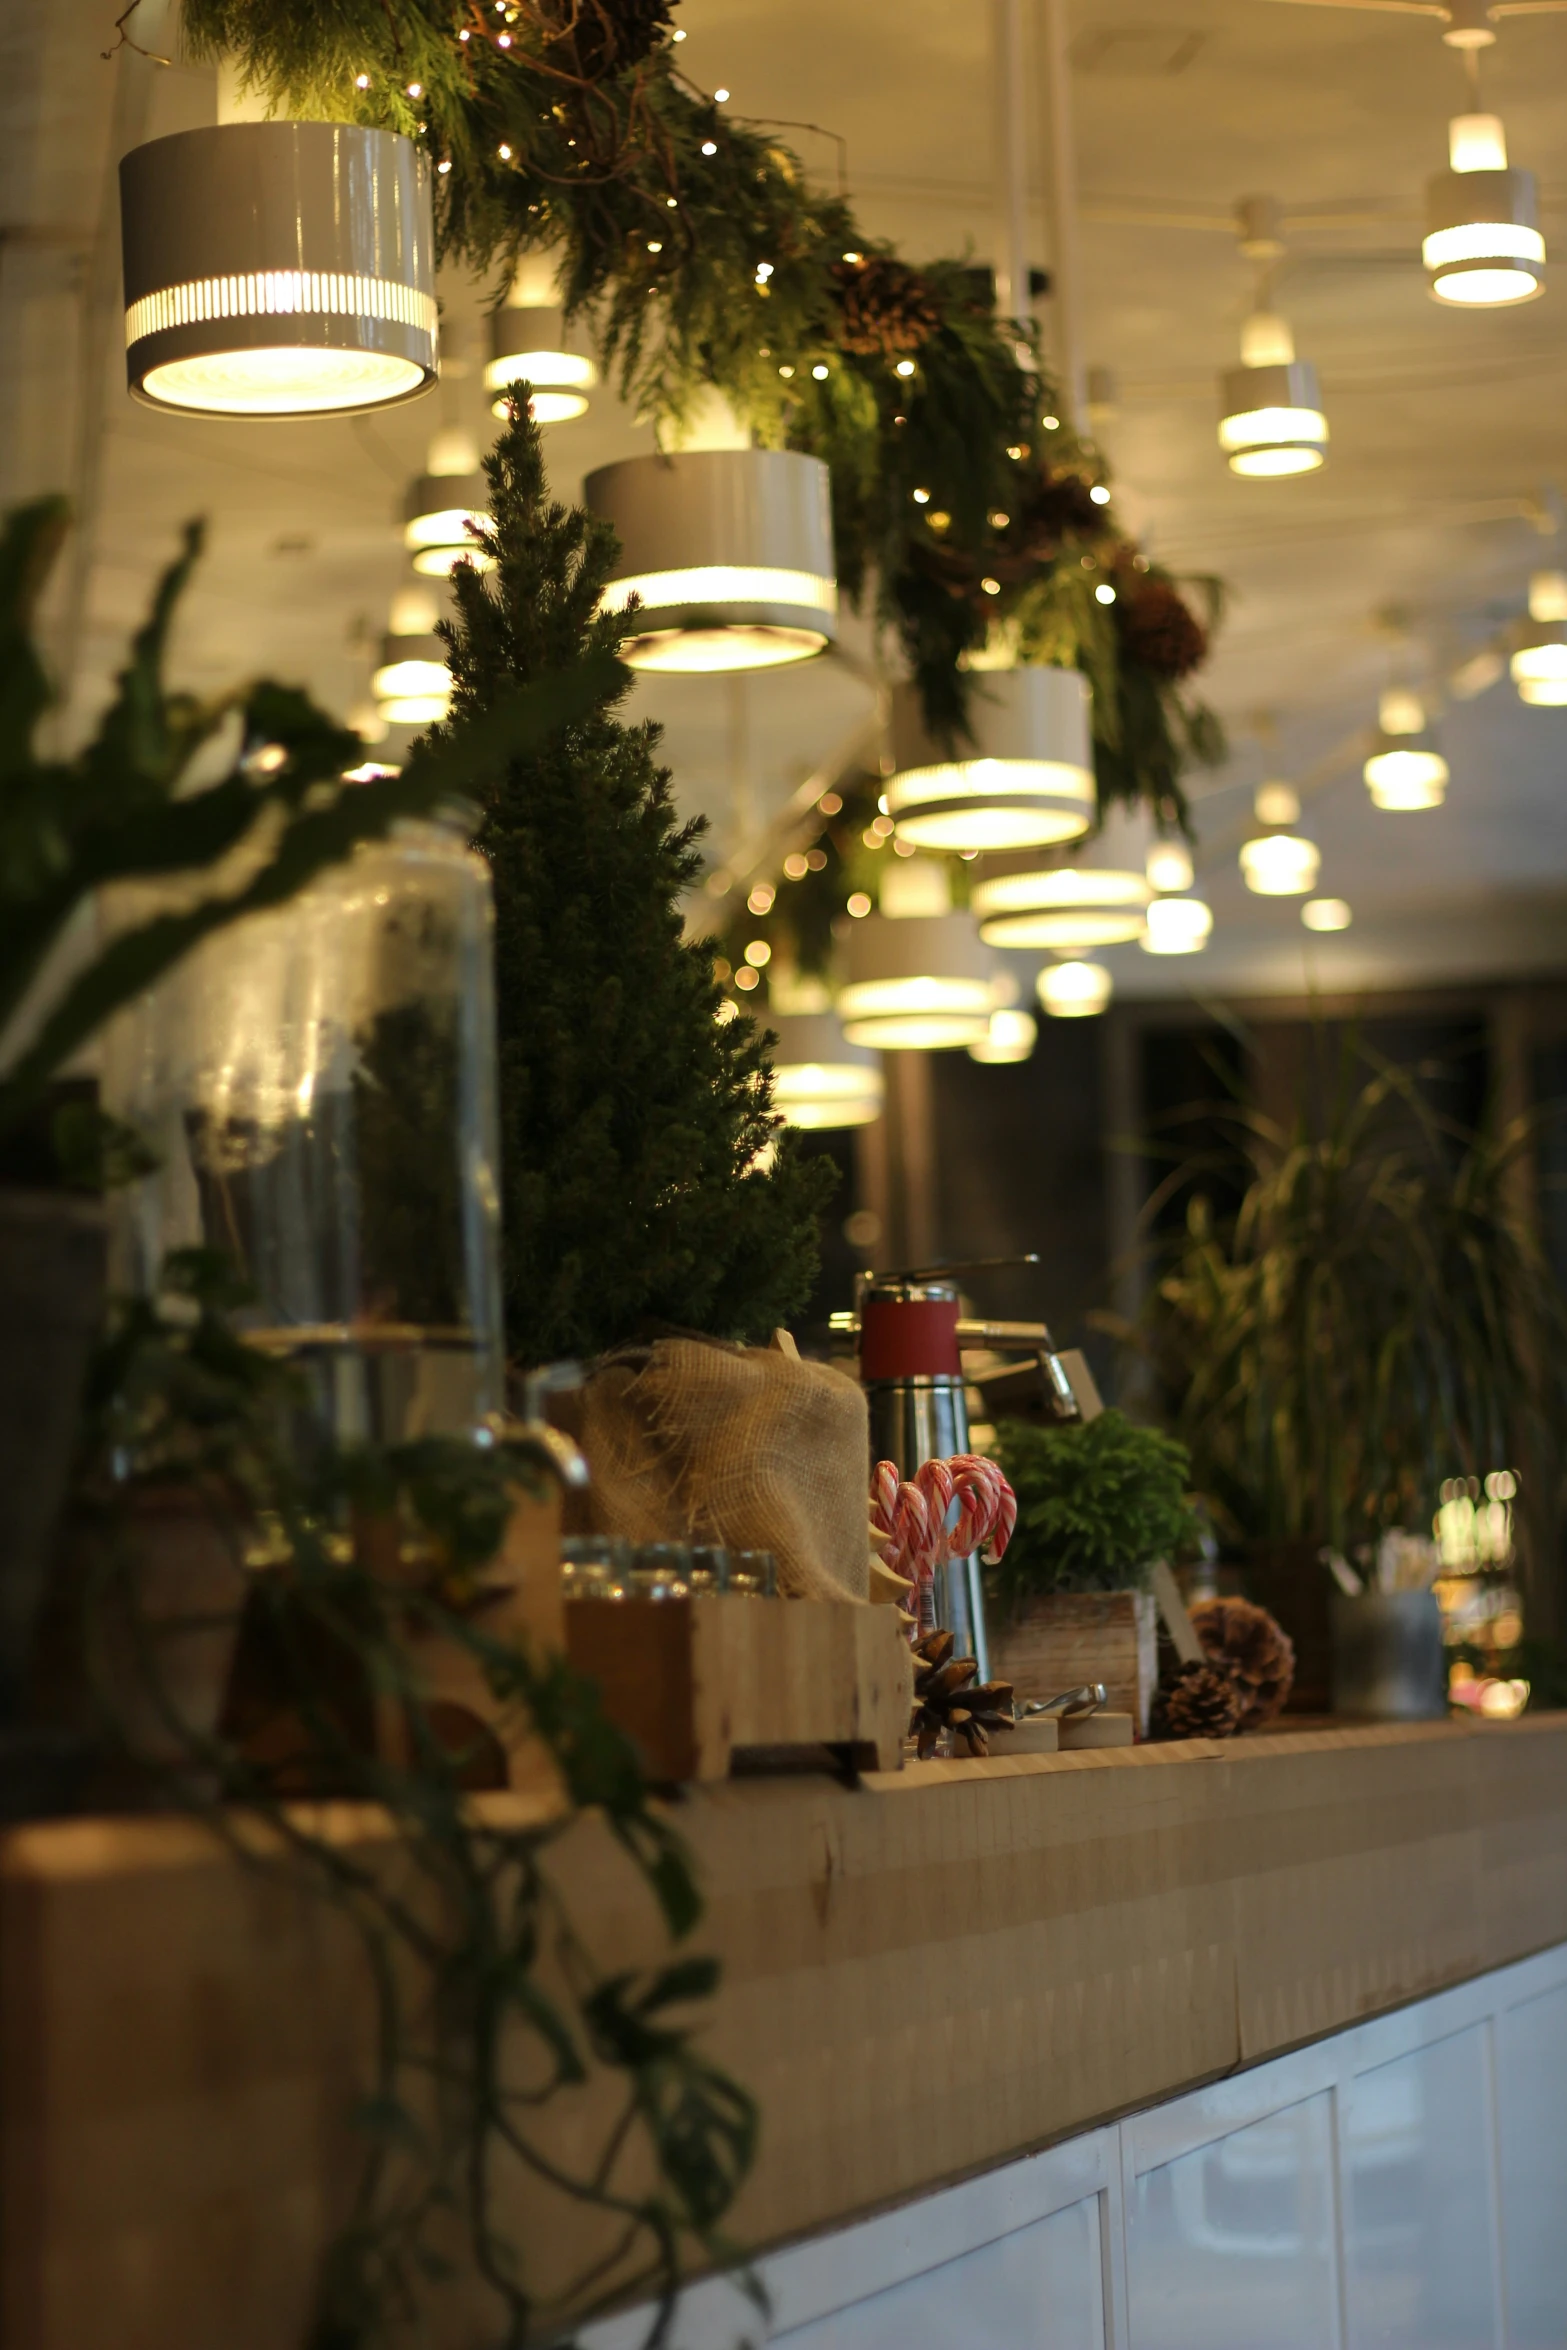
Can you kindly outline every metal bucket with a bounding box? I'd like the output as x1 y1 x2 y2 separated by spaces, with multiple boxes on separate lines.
1330 1590 1448 1721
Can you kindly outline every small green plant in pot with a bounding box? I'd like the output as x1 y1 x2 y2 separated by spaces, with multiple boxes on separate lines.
987 1411 1198 1735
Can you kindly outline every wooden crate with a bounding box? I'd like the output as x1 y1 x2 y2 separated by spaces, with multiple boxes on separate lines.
564 1594 913 1779
988 1589 1158 1735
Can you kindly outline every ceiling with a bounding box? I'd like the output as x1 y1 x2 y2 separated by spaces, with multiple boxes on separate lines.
7 0 1567 1003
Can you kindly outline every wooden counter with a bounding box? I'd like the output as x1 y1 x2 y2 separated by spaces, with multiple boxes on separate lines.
5 1714 1567 2349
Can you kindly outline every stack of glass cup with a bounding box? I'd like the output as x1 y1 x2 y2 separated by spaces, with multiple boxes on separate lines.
560 1539 778 1600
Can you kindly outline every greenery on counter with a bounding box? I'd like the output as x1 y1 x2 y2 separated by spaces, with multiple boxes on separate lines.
430 396 834 1363
181 0 1222 805
58 1249 757 2350
989 1409 1199 1606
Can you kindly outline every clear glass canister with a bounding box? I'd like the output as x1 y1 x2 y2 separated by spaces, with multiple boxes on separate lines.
106 815 504 1447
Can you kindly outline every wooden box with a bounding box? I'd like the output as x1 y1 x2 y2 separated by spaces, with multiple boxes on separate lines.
565 1595 913 1780
988 1589 1158 1735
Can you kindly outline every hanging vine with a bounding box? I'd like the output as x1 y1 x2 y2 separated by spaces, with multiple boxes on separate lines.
54 1251 758 2349
178 0 1224 816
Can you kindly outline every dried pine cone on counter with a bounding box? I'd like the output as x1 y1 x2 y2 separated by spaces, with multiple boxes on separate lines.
1190 1597 1294 1729
1151 1659 1245 1742
909 1629 1015 1759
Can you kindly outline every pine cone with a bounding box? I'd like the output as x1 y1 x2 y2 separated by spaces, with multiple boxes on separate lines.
1151 1658 1244 1741
909 1628 1015 1758
539 0 674 79
830 256 942 358
1190 1597 1294 1729
1024 471 1105 545
1115 577 1208 680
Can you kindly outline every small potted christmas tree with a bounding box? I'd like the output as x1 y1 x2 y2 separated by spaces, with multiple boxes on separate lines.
987 1411 1198 1734
433 394 833 1365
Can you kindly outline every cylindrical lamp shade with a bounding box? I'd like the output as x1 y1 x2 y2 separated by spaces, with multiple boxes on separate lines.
767 1011 884 1128
1423 168 1543 305
486 304 598 422
972 809 1154 949
1511 625 1567 706
1217 359 1328 476
373 632 450 725
1141 896 1212 955
584 450 837 673
884 667 1094 853
1364 740 1448 810
1239 833 1320 895
120 123 437 417
1146 840 1194 894
403 471 491 576
838 913 993 1050
1036 960 1112 1018
968 1008 1038 1063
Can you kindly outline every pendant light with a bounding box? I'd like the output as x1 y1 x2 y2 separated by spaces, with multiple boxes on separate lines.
1036 959 1112 1019
120 122 437 417
1364 689 1448 810
970 808 1154 949
1216 197 1326 478
969 1008 1038 1064
767 1011 884 1128
1145 840 1194 894
1511 570 1567 705
1142 896 1213 955
1303 898 1352 933
1424 113 1543 307
403 428 492 577
486 259 598 423
373 584 451 726
837 860 994 1051
1239 781 1320 895
584 425 838 672
884 667 1094 854
1218 310 1328 478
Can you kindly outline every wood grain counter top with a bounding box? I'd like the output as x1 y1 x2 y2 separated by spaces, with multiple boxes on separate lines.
4 1714 1565 2348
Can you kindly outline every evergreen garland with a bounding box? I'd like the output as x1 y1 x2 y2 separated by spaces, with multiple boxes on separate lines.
431 396 834 1365
179 0 1223 814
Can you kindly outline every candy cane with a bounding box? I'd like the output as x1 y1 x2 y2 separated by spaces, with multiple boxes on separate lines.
869 1455 1017 1639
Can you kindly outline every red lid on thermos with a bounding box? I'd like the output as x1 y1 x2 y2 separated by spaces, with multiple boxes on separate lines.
859 1286 963 1381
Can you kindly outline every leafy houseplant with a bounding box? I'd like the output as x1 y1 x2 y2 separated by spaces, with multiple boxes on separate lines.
432 395 835 1365
0 492 615 1719
1144 1040 1567 1699
986 1412 1198 1736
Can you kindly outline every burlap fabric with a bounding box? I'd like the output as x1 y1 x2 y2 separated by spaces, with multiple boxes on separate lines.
577 1335 870 1602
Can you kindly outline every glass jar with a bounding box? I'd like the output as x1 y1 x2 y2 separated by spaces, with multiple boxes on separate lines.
687 1544 731 1594
627 1543 692 1599
105 815 504 1448
560 1535 631 1600
730 1549 778 1598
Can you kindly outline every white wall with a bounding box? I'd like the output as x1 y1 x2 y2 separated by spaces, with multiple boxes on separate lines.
587 1940 1567 2349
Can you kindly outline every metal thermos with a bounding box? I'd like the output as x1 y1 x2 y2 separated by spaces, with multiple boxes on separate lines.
859 1275 990 1680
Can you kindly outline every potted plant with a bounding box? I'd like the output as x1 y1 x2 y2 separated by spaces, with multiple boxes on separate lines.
987 1410 1199 1733
0 495 614 1722
1146 1039 1567 1713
